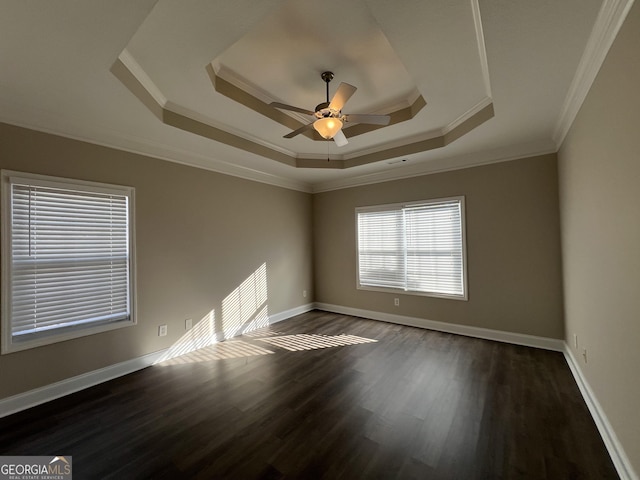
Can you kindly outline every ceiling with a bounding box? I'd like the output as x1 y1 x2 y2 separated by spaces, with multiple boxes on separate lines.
0 0 630 192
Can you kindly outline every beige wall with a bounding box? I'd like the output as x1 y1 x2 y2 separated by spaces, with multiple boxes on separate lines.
558 1 640 474
313 154 564 339
0 122 313 399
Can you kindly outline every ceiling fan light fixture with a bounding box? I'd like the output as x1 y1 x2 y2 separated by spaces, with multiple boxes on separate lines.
272 71 389 146
313 117 343 139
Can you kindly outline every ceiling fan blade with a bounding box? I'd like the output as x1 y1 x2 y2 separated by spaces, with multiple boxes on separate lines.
270 102 315 116
344 113 391 125
328 82 357 111
283 122 315 139
333 129 348 147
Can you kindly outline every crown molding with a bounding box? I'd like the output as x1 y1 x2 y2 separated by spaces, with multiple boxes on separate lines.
0 116 313 193
471 0 492 98
311 141 556 193
553 0 635 147
113 53 494 172
442 97 493 136
119 49 167 108
165 100 296 158
341 96 492 161
0 116 559 195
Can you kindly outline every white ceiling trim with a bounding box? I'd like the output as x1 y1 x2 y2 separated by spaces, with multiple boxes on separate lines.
471 0 492 97
213 64 277 105
213 63 313 127
0 115 313 193
119 49 167 108
441 97 494 136
164 101 296 158
121 51 298 158
342 96 493 161
311 141 557 193
553 0 635 146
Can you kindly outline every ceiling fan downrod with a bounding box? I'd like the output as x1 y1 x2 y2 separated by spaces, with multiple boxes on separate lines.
321 71 334 104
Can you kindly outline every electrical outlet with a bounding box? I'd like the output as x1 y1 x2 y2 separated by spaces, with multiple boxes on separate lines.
574 334 578 349
303 290 307 298
185 319 193 330
394 298 400 306
158 324 167 337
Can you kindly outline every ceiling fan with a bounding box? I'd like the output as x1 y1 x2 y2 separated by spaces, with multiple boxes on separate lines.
270 71 391 147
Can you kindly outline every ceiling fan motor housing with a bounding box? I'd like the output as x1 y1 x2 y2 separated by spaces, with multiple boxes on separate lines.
314 102 343 120
320 71 334 83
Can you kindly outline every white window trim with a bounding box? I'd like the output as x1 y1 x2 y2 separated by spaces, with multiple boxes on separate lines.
355 196 468 301
1 170 137 354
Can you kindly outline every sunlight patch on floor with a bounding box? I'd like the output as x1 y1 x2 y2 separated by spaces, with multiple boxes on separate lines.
157 340 275 365
243 328 285 338
256 334 378 351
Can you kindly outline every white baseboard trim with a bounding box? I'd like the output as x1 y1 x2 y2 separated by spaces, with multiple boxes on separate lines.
313 302 564 351
269 303 315 324
0 303 315 419
563 345 638 480
0 349 167 419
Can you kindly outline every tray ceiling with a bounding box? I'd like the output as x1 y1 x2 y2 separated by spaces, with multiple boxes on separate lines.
0 0 625 191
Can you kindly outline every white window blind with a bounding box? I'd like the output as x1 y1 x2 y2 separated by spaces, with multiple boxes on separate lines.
357 197 467 299
2 172 135 352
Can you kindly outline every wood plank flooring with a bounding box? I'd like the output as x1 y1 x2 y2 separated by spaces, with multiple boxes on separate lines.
0 310 618 479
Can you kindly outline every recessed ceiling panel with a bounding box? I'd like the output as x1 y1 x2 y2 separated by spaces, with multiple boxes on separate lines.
116 0 494 167
213 0 418 114
0 0 610 189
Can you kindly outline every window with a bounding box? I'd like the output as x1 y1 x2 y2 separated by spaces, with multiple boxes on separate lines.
356 197 467 300
1 171 136 353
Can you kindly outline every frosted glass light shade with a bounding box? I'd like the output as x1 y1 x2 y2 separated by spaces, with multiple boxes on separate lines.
313 117 343 139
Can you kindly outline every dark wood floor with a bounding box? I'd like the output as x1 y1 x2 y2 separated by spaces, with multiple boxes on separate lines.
0 310 618 479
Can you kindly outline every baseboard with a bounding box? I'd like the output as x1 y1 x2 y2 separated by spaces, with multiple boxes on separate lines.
0 303 315 419
0 349 167 419
563 345 638 480
313 302 564 351
269 302 315 324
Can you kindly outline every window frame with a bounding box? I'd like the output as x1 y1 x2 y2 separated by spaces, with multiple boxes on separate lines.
1 170 137 354
355 196 468 301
